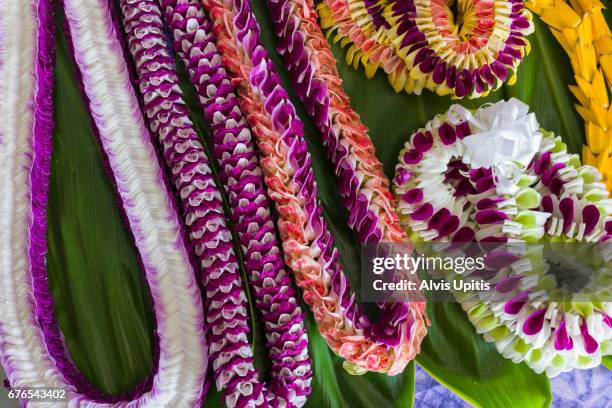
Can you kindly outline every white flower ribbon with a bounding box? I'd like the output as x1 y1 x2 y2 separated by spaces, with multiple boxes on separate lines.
448 98 543 194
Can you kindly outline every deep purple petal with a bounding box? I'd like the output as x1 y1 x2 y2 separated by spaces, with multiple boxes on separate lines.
452 226 475 243
413 131 433 152
480 64 495 86
495 275 522 294
541 195 553 213
432 61 447 84
580 321 599 354
554 320 571 351
412 203 434 221
438 215 459 237
402 188 424 204
438 122 457 145
445 65 457 88
476 197 505 210
533 152 551 175
491 61 508 82
455 121 471 139
455 69 473 97
395 168 412 185
559 197 574 233
475 176 494 193
523 308 546 335
403 149 423 164
504 291 529 315
582 204 600 236
475 210 508 225
603 313 612 328
428 208 451 230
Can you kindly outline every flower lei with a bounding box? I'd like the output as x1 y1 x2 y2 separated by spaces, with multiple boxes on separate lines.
0 0 209 405
120 0 313 406
525 0 611 191
317 0 534 98
266 0 410 244
265 0 427 366
393 98 612 377
200 0 427 375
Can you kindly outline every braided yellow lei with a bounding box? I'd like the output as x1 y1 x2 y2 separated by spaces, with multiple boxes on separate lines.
525 0 611 191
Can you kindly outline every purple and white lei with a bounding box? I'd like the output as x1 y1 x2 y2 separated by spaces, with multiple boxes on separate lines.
120 0 312 406
0 0 209 405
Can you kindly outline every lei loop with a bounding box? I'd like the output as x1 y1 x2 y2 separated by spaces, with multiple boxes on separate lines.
318 0 534 98
394 98 612 377
0 0 210 404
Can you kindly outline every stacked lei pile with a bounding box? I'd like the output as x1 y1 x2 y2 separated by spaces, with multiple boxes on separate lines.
0 0 425 406
393 98 611 377
1 0 610 405
318 0 534 97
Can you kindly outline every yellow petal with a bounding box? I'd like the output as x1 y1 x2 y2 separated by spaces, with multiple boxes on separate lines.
591 69 609 106
591 12 612 38
346 45 357 65
569 0 603 15
586 122 607 153
526 0 553 14
507 71 517 86
575 103 598 125
588 100 609 128
570 42 597 81
600 55 612 87
552 28 575 55
540 1 581 30
595 36 612 55
583 145 597 164
363 59 379 79
577 15 594 45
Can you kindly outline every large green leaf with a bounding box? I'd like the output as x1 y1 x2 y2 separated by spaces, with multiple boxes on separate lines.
46 0 589 407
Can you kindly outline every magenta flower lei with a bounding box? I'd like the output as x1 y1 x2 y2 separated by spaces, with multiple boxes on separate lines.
200 0 427 375
119 1 312 406
0 0 208 405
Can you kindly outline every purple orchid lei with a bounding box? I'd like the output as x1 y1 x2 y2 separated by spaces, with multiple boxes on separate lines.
200 0 427 375
157 4 314 404
119 1 312 406
393 99 611 377
0 0 209 405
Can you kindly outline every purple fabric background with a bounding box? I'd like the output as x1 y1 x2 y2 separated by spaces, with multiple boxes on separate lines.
414 364 611 407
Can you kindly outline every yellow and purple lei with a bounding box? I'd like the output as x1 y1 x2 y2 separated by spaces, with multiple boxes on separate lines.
318 0 534 97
